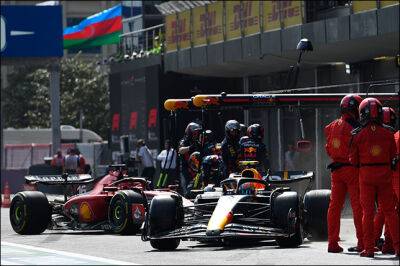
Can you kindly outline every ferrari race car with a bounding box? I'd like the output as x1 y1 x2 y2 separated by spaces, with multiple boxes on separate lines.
142 166 330 250
9 164 191 235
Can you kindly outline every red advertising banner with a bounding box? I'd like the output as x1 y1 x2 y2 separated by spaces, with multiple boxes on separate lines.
129 111 138 130
148 108 157 128
111 113 120 132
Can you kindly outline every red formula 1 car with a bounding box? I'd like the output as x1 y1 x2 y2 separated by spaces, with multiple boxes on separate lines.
9 164 192 235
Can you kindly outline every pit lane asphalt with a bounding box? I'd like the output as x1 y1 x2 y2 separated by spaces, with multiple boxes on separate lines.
1 208 399 265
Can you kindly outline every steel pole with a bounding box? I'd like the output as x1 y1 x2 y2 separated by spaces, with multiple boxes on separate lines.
243 76 249 125
49 62 61 155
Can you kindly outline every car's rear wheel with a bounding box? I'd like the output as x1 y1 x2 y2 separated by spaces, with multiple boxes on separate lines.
303 189 331 241
108 190 145 235
272 191 303 248
9 191 51 235
148 195 182 251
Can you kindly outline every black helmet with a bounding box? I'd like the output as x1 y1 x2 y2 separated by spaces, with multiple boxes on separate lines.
203 129 214 143
359 98 383 125
202 155 221 172
185 122 202 141
239 136 250 145
188 151 201 173
247 124 264 141
225 120 240 140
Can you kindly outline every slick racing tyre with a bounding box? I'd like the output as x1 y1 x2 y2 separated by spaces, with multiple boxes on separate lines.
272 191 304 248
303 189 331 240
108 190 146 235
149 195 182 251
10 191 52 235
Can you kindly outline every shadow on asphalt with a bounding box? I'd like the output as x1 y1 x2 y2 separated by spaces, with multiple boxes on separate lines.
146 240 311 252
41 231 109 235
343 251 398 261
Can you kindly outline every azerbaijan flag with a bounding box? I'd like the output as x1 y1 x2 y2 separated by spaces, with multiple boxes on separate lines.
63 4 122 49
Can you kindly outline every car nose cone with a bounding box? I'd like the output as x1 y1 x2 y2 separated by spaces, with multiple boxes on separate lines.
206 229 221 236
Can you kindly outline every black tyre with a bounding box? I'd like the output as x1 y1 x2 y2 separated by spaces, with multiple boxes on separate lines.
272 191 303 248
303 189 331 240
148 195 182 251
9 191 51 235
108 190 146 235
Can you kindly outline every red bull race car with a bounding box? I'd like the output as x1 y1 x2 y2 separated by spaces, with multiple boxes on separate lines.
142 164 331 250
9 164 192 235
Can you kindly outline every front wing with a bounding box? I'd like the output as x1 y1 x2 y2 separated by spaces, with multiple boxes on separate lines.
149 223 289 241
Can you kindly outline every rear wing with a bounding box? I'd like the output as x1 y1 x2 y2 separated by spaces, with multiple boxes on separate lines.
266 171 314 197
25 174 94 185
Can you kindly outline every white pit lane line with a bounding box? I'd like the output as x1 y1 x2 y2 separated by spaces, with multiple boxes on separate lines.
1 241 139 265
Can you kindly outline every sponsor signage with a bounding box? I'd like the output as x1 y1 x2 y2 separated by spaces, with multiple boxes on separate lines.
192 5 207 47
226 1 241 40
207 1 224 44
242 1 260 36
352 0 377 13
0 5 63 57
264 1 303 31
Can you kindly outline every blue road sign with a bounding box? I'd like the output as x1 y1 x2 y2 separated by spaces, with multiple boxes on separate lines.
0 5 63 57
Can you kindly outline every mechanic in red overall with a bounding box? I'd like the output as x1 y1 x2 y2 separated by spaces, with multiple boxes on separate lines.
349 98 399 258
373 107 398 254
324 94 364 253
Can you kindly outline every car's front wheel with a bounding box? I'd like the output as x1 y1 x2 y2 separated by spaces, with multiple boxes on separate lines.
272 191 304 248
148 195 182 251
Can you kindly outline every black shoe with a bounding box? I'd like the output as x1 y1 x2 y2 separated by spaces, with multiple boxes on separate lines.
348 246 361 252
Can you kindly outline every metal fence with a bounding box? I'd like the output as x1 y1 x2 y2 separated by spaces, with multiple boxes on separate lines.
120 22 164 59
4 143 110 176
4 143 74 169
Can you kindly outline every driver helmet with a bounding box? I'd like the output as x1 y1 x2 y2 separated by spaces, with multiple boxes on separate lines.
225 120 240 141
359 98 383 125
188 151 202 173
382 107 396 128
185 122 202 142
340 94 363 120
238 168 265 193
247 124 264 141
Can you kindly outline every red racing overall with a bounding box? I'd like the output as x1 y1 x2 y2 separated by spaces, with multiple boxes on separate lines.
373 130 399 253
325 116 363 251
349 123 399 255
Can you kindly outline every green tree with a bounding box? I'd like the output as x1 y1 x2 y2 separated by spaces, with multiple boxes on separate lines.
2 54 110 139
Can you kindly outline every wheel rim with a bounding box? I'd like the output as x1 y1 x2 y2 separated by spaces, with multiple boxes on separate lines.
111 199 127 228
11 199 26 229
114 205 122 220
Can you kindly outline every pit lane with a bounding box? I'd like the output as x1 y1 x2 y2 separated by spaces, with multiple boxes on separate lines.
1 208 398 265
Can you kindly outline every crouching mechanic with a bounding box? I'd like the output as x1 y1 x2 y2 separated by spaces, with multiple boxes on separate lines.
349 98 399 258
324 94 364 253
187 153 224 191
373 107 399 254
